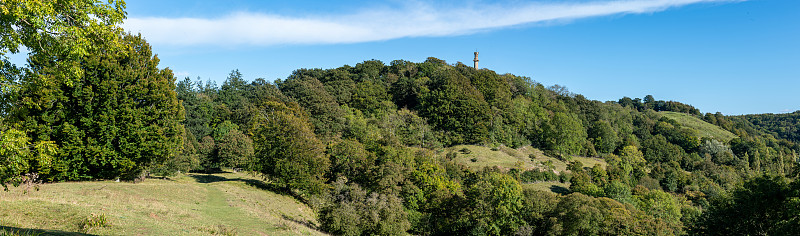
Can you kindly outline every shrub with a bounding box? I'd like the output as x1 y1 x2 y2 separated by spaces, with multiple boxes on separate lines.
81 213 109 233
520 169 560 183
445 152 457 160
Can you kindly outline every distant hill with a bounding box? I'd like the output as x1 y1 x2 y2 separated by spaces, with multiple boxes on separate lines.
738 111 800 143
659 111 737 142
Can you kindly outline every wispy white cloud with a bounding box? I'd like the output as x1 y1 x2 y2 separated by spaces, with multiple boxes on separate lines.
172 71 190 78
123 0 742 46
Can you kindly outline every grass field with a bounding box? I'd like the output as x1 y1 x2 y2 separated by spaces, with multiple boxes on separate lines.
0 171 323 236
659 111 737 141
445 145 607 174
523 182 571 194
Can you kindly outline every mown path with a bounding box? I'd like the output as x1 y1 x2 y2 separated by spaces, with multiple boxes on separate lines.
198 179 268 235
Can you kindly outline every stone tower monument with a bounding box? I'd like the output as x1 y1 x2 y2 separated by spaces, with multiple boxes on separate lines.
473 51 479 69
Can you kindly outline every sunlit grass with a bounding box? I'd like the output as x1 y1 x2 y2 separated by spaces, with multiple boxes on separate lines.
446 145 607 173
660 111 737 141
0 171 323 235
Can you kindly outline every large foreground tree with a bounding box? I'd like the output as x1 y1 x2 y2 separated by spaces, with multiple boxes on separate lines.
9 34 184 180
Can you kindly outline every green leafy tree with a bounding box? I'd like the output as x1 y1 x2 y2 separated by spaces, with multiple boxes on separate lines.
327 138 375 187
604 180 633 204
197 135 217 171
570 169 603 197
216 128 254 169
607 145 647 186
696 175 800 235
251 100 329 195
379 108 440 148
462 171 524 235
419 66 491 145
634 188 683 231
544 112 587 155
11 34 184 180
589 120 618 154
278 70 345 137
319 178 410 236
553 193 676 235
1 0 126 79
0 128 55 190
177 77 217 142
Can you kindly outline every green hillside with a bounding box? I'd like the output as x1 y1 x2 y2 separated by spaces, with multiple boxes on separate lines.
659 111 737 141
0 172 322 236
445 145 606 174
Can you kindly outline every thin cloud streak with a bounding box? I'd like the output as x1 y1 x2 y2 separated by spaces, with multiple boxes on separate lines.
123 0 742 46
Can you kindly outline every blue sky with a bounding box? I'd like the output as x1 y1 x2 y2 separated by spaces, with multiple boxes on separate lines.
119 0 798 115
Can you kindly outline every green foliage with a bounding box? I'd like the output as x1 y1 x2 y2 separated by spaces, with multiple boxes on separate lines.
544 112 587 155
318 178 410 236
251 101 329 195
569 170 603 197
604 180 633 204
278 70 346 137
589 120 619 154
519 189 560 235
152 130 200 176
0 0 127 80
379 108 440 148
0 128 31 190
461 171 525 235
215 127 254 169
419 66 491 145
10 34 184 181
327 139 375 187
739 111 800 143
696 175 800 235
700 139 738 166
80 213 109 233
607 146 646 186
177 77 217 142
197 135 217 171
519 169 560 183
634 188 683 231
641 135 685 164
555 193 677 235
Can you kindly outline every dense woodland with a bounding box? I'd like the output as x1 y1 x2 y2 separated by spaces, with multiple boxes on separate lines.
1 1 799 235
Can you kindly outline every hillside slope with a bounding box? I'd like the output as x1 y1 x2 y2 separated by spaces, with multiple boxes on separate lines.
660 111 737 141
0 172 322 236
739 111 800 142
445 145 606 173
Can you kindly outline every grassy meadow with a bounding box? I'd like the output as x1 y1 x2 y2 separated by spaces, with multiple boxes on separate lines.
445 144 606 174
0 171 323 236
659 111 737 141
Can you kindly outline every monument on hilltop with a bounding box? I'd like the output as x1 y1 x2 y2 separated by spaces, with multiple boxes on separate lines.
473 51 479 69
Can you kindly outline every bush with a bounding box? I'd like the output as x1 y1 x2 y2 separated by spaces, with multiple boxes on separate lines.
446 152 457 160
520 169 560 183
81 213 110 233
319 178 410 235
